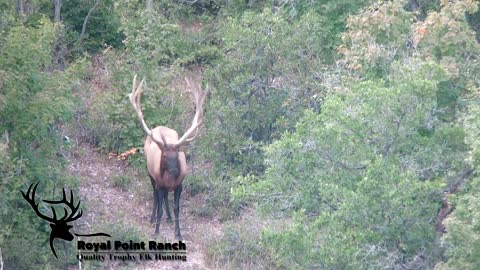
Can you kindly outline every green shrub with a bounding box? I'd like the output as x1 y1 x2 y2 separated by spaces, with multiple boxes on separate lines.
207 221 277 270
62 0 123 54
0 19 86 269
232 62 466 268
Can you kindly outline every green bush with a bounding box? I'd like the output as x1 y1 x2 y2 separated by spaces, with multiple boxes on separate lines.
120 10 220 70
0 19 86 269
232 62 466 268
207 220 277 270
62 0 123 54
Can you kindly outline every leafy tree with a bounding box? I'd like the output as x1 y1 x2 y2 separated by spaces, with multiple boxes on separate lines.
204 8 341 177
233 61 467 268
339 1 413 77
61 0 123 54
436 78 480 270
0 19 86 269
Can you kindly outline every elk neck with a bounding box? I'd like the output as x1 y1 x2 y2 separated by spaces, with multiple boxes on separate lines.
160 150 180 181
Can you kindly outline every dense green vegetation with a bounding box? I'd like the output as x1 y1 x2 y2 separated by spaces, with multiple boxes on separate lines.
0 0 479 269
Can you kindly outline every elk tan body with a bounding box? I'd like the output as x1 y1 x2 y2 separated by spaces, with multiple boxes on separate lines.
129 75 207 240
145 127 187 192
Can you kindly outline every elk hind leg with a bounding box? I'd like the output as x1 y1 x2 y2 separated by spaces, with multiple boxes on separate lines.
149 175 157 224
164 192 172 223
155 188 166 235
173 184 183 240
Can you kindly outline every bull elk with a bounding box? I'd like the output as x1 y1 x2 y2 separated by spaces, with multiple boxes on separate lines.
129 75 207 240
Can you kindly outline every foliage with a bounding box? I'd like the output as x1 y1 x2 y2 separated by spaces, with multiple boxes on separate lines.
112 175 132 191
227 1 479 267
61 0 123 54
80 51 184 157
412 0 480 93
232 61 468 268
201 0 376 181
436 94 480 269
203 8 331 178
0 19 85 269
261 161 439 269
437 178 480 270
207 220 278 270
339 1 413 76
120 9 219 70
1 0 480 268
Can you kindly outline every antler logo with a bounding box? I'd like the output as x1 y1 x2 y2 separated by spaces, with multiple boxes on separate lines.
21 183 110 258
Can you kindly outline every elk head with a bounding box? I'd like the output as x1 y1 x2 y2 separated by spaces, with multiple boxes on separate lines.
21 183 82 258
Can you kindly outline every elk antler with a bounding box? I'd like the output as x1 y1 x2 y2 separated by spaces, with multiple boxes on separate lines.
129 75 167 149
175 77 207 147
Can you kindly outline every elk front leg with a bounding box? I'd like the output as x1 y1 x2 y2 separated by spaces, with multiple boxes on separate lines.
164 192 172 223
155 188 166 235
149 175 157 224
173 184 183 240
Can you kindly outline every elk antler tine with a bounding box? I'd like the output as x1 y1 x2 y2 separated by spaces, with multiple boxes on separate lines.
132 74 138 96
130 75 139 110
184 77 190 87
129 76 166 149
137 79 145 112
175 77 207 147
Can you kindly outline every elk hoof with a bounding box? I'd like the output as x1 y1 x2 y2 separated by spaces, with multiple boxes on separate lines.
176 233 183 241
166 217 172 223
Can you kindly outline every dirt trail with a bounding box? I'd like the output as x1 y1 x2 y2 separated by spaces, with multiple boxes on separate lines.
67 56 222 269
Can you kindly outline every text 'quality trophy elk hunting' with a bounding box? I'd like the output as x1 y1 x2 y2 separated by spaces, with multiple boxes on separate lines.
129 75 207 240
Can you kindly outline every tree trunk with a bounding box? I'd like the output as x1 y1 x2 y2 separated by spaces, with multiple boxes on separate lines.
408 0 419 11
17 0 24 15
80 0 101 39
146 0 152 11
54 0 62 22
